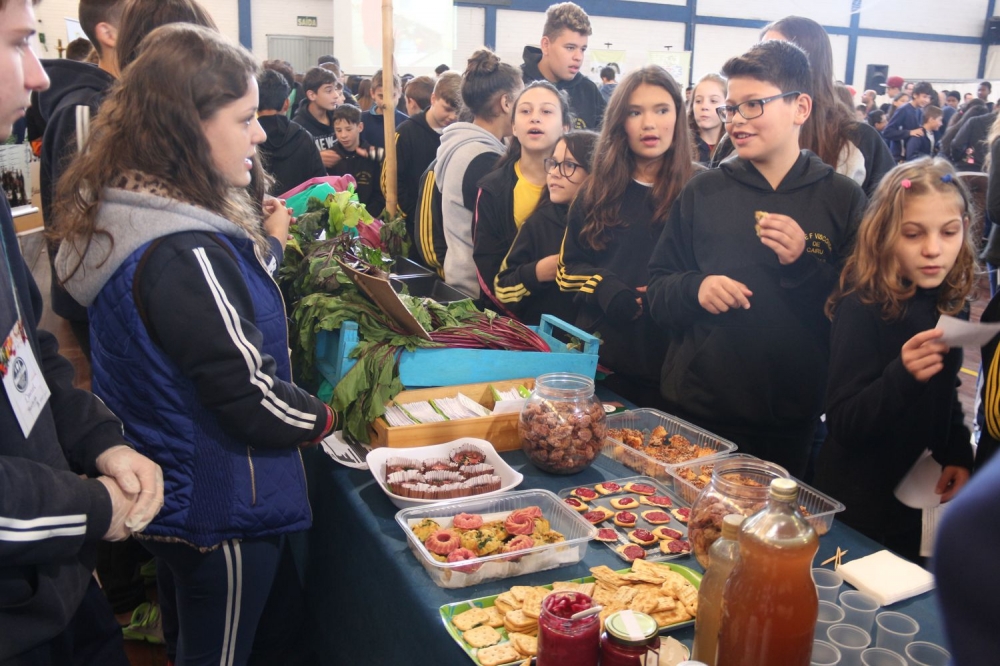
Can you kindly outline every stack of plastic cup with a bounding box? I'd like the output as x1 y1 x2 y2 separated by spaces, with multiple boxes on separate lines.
874 611 919 654
814 568 844 603
839 590 880 633
812 639 842 666
827 624 871 666
816 601 847 640
861 647 906 666
904 641 951 666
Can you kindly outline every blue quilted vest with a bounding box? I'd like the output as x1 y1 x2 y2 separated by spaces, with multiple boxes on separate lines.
89 232 311 549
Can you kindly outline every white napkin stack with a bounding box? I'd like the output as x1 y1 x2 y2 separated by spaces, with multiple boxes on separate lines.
837 549 935 606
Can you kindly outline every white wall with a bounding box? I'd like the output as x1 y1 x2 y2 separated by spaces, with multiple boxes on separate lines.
698 0 853 28
858 0 988 37
249 0 333 63
453 6 485 72
853 37 981 87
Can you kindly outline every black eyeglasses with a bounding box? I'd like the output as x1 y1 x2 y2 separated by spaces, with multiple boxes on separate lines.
543 157 584 179
716 91 801 122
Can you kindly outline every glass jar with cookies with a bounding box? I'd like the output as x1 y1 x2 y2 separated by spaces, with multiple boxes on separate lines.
536 590 600 666
519 373 607 475
687 458 788 568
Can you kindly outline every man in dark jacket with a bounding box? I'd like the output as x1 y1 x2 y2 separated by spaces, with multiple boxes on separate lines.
38 0 125 358
521 2 605 129
950 109 997 172
0 2 163 661
256 69 325 196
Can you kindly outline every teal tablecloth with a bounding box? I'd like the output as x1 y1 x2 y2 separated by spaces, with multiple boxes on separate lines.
301 447 948 665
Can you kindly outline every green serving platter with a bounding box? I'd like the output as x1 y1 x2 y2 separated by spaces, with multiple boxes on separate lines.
439 562 702 665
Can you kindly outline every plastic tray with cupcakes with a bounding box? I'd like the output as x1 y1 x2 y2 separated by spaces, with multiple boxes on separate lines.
557 475 692 564
366 438 524 509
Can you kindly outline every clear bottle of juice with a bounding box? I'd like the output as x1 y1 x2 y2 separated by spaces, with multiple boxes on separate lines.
691 513 744 666
716 478 818 666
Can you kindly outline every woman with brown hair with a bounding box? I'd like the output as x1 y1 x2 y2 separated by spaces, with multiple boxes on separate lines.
557 66 696 407
54 24 336 664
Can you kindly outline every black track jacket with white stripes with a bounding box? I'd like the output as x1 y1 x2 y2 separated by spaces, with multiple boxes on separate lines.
0 199 121 660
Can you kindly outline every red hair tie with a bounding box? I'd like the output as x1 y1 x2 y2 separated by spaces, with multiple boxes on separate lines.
901 179 912 189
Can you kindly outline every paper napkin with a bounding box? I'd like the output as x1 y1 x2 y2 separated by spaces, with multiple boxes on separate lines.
838 549 935 606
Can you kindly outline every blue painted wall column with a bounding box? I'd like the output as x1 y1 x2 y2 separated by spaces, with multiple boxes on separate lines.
484 6 497 51
980 0 997 78
845 0 861 85
238 0 252 50
684 0 697 84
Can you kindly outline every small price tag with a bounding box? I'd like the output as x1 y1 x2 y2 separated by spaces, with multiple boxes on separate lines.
1 319 50 437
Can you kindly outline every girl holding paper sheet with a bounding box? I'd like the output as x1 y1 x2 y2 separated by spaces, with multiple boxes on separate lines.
814 158 976 562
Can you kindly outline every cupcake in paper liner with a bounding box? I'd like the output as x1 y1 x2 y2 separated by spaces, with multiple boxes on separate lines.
384 457 421 476
459 463 495 479
449 445 488 467
423 457 459 473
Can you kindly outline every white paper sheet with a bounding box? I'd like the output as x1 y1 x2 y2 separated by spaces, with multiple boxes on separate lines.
936 314 1000 348
894 449 943 509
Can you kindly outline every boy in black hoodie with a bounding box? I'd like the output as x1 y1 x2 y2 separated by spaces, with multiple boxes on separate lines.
330 104 386 217
292 66 342 173
647 40 866 477
384 72 461 243
256 69 325 195
521 2 605 129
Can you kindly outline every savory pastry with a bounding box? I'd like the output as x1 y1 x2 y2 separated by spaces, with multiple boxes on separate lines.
595 481 623 495
660 538 692 555
640 495 673 508
652 526 684 541
452 512 484 530
595 528 620 542
425 529 461 555
616 543 647 561
755 210 767 237
628 529 658 546
614 511 638 528
563 497 589 512
641 510 672 525
610 496 639 510
571 486 600 501
583 507 613 524
671 507 691 523
624 481 657 495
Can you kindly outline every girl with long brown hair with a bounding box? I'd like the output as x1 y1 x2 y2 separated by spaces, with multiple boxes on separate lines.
54 24 336 664
815 158 976 561
557 66 695 407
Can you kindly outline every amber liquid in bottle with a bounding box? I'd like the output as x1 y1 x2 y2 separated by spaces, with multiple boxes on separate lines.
716 479 818 666
692 514 743 666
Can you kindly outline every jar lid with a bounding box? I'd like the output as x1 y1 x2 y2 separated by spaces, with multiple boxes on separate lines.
605 610 658 645
770 477 799 501
721 513 745 539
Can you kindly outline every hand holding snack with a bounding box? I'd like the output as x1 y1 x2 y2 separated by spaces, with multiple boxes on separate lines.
755 211 807 265
698 275 752 314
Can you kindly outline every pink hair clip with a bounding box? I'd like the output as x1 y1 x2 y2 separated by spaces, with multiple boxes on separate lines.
901 179 912 189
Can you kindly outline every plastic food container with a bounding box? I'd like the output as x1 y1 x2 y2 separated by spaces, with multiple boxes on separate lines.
396 489 597 588
601 409 737 482
667 454 768 505
365 438 524 509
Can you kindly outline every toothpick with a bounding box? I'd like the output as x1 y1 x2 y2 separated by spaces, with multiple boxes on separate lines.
821 547 848 568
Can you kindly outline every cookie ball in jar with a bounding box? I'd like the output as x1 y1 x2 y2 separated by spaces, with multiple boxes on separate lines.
688 458 788 568
519 373 607 474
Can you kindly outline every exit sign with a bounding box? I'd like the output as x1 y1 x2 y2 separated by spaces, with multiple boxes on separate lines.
297 16 318 27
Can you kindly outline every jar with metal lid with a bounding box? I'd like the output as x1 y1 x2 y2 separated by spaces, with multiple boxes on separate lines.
687 458 788 568
600 610 661 666
519 373 607 474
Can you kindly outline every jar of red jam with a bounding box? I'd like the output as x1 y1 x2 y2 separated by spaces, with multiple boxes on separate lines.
600 610 661 666
536 591 600 666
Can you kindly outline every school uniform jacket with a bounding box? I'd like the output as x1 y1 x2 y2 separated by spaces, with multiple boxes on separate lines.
494 202 578 326
882 103 924 160
258 114 326 196
329 141 386 218
383 109 442 235
473 161 518 309
0 199 124 660
291 105 338 173
521 46 606 129
56 187 332 549
814 290 973 544
359 106 409 150
647 151 866 432
557 179 669 384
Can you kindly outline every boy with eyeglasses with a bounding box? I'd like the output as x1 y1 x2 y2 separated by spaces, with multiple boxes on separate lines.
646 40 866 477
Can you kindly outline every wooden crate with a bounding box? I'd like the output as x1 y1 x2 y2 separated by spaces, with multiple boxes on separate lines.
370 378 535 451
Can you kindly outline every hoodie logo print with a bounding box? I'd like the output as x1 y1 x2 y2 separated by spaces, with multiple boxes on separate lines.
805 232 832 261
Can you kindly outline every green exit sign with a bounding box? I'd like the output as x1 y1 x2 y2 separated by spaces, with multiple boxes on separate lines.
297 16 318 27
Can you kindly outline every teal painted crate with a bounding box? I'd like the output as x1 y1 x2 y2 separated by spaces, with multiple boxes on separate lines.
315 314 600 388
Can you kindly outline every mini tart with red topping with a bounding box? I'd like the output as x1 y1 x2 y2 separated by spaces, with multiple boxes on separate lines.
628 529 658 546
582 507 613 524
660 538 692 555
563 497 589 513
671 507 691 523
623 482 657 496
609 496 639 510
641 510 672 525
639 495 673 507
571 487 600 501
595 528 620 542
616 544 647 561
595 481 622 495
613 511 638 528
651 526 684 541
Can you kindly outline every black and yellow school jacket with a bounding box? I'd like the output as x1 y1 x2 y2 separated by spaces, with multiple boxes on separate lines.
329 141 386 219
557 179 668 384
494 201 578 326
382 109 442 239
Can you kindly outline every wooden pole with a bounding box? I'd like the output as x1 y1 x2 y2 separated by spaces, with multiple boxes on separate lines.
381 0 398 218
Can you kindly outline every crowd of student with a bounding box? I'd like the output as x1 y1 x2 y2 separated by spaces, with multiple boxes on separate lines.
4 0 1000 663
